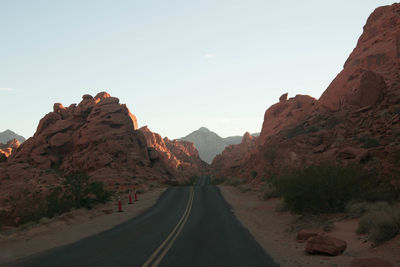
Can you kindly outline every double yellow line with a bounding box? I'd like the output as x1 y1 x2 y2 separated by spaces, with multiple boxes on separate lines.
142 187 194 267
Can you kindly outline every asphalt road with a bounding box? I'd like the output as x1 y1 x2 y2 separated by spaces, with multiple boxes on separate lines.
6 176 279 267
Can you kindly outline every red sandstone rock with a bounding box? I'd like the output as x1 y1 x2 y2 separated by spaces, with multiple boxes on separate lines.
279 93 288 102
0 138 21 158
305 234 347 256
0 92 205 226
319 4 400 110
211 3 400 184
350 258 393 267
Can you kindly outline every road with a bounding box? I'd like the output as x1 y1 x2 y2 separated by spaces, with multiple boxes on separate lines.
6 176 279 267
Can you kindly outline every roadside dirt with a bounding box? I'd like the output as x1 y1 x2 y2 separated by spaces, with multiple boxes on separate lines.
0 188 166 265
219 185 400 267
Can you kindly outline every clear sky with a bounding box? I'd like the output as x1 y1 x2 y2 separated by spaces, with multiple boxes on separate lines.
0 0 396 139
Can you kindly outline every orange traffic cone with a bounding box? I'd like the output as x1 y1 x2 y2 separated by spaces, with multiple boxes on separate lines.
134 189 138 202
129 190 133 204
118 196 123 212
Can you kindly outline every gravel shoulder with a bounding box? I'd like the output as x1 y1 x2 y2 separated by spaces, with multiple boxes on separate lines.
219 185 400 267
0 188 166 265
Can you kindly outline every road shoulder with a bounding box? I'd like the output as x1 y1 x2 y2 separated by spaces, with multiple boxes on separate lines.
219 185 400 267
0 188 166 264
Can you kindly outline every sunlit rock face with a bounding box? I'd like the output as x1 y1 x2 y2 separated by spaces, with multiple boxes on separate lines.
319 3 400 111
0 138 20 160
0 92 205 226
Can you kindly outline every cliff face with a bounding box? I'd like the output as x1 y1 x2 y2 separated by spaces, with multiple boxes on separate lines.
319 4 400 111
212 4 400 183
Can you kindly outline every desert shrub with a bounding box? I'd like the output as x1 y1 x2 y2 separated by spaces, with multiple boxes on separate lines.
357 204 400 244
238 184 252 193
211 176 227 185
182 175 199 186
275 199 289 212
18 172 112 225
271 163 377 214
264 146 277 166
251 170 258 179
346 201 368 218
262 181 279 200
358 134 380 148
226 177 245 187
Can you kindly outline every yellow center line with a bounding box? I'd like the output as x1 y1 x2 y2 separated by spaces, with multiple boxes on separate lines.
142 187 194 267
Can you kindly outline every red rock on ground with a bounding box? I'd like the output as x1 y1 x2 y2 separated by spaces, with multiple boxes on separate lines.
350 258 393 267
305 234 347 256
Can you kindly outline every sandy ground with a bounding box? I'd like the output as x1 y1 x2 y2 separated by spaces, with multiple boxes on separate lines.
0 188 166 265
219 185 400 267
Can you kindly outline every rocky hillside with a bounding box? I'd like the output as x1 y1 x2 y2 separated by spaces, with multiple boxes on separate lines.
0 92 205 226
0 129 26 144
211 3 400 184
181 127 258 164
138 126 207 177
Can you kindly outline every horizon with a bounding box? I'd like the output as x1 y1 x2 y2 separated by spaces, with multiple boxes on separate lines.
1 0 396 140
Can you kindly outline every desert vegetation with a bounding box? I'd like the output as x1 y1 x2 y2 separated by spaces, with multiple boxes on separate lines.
13 172 112 226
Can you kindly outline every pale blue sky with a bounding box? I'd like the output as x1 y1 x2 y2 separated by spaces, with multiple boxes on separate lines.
0 0 396 139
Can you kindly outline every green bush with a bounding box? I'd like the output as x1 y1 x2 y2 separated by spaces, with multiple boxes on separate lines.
238 184 252 193
357 204 400 244
211 176 227 185
18 172 112 225
271 164 377 214
226 178 245 187
181 175 198 186
358 134 380 148
251 170 258 179
262 181 279 200
346 201 368 218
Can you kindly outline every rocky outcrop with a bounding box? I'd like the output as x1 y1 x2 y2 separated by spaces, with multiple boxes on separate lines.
211 132 257 177
0 138 20 160
0 92 205 226
211 3 400 183
138 126 206 177
319 4 400 110
259 94 317 145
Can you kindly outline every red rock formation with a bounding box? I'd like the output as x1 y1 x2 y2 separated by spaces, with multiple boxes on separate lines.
258 94 317 145
212 4 400 184
0 92 204 226
319 4 400 110
138 126 207 177
211 132 256 177
0 138 20 160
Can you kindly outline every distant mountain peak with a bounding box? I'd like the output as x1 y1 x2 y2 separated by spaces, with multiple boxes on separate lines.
0 129 26 144
198 127 210 132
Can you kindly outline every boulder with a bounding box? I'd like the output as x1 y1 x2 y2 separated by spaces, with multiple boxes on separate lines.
305 234 347 256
